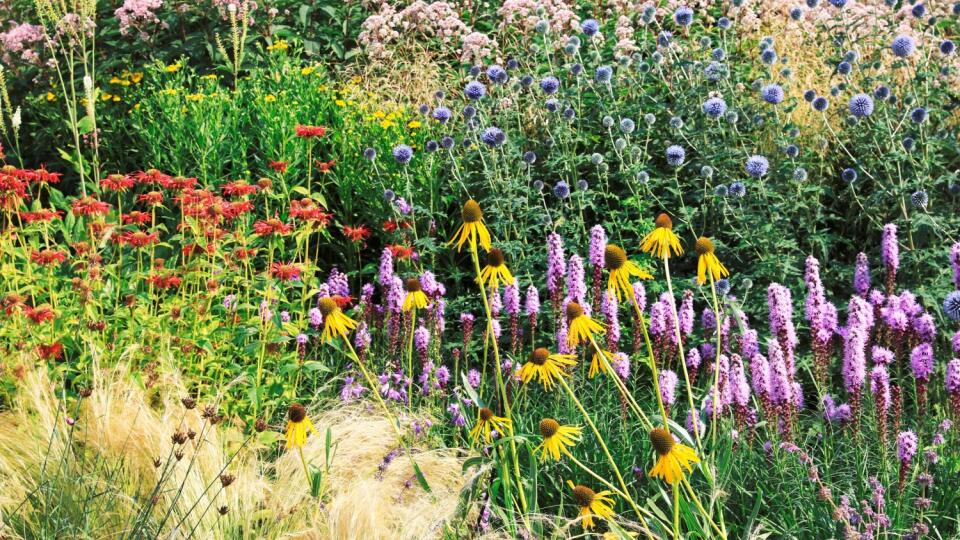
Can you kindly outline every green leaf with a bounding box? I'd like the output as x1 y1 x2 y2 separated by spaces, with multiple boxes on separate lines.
77 115 95 135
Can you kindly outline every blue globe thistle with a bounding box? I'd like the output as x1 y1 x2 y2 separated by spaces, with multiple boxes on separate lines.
590 153 604 165
652 51 665 64
642 6 656 21
462 138 473 148
595 65 613 83
745 155 769 178
700 165 714 178
440 136 455 150
562 107 576 120
941 40 956 55
760 37 774 50
806 0 819 6
841 167 858 183
523 151 537 164
577 179 589 191
874 85 891 100
830 85 841 97
468 65 482 77
669 116 684 129
911 190 928 209
704 61 725 81
480 126 506 147
636 171 650 184
761 49 778 65
844 50 859 62
891 35 916 58
674 6 694 26
790 7 803 20
785 144 800 158
954 2 960 15
803 89 817 102
486 64 507 83
837 61 852 75
702 96 727 118
910 107 928 123
614 138 627 152
540 76 560 94
644 113 657 125
464 81 486 100
363 147 377 161
581 18 600 36
553 180 571 199
717 16 731 29
425 140 439 153
950 182 960 195
712 47 726 61
848 93 874 117
665 145 686 167
520 74 534 87
563 42 578 55
715 278 731 296
534 20 549 33
602 116 614 128
714 184 729 196
780 67 793 78
902 137 915 151
570 63 584 76
432 106 452 123
911 3 925 18
761 84 785 104
545 99 559 112
384 189 396 202
830 0 847 7
788 127 801 137
793 167 808 181
619 118 636 134
392 144 413 165
944 290 960 321
533 179 544 191
725 110 739 124
698 37 712 48
506 58 519 70
729 181 746 197
462 105 477 120
658 31 673 47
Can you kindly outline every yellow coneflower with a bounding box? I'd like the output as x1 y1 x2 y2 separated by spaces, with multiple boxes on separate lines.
604 244 653 301
648 427 700 484
567 481 616 529
588 349 615 379
449 199 492 252
284 403 317 449
469 407 512 443
694 236 729 286
402 277 429 311
318 296 358 342
477 248 514 290
518 347 576 390
566 301 604 347
537 418 581 461
640 213 684 259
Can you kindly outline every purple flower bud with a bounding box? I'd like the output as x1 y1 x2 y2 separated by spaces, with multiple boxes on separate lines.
947 359 960 394
504 280 521 315
843 326 868 393
872 346 894 365
750 353 769 398
566 255 587 307
632 282 647 314
588 225 607 267
912 313 936 342
897 431 917 463
881 224 899 273
729 354 751 408
546 233 566 294
414 325 431 355
870 366 890 409
379 248 395 288
910 343 934 381
853 252 871 296
679 290 694 335
687 346 702 370
467 369 481 388
767 340 792 404
659 369 678 406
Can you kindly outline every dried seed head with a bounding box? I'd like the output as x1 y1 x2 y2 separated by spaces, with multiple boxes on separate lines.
404 278 422 293
479 407 494 422
219 473 235 487
172 431 188 445
288 403 307 423
530 347 551 366
604 244 627 270
181 396 196 409
187 429 197 440
254 418 268 432
649 428 675 456
153 457 162 468
695 236 715 256
462 199 482 223
654 213 673 229
565 302 584 321
218 505 229 516
318 296 338 316
571 485 596 507
486 248 505 267
174 450 185 461
78 387 92 398
539 418 560 438
202 405 218 419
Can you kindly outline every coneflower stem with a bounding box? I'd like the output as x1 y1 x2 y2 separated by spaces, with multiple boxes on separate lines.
627 291 670 428
681 477 727 539
663 255 702 450
673 483 681 540
298 447 312 493
586 334 653 431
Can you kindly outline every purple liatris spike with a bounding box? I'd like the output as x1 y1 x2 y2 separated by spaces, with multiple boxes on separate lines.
354 321 371 349
546 233 566 295
414 325 430 357
602 292 620 350
566 254 587 308
504 280 520 315
612 352 630 380
701 307 716 331
872 346 894 365
951 242 960 289
588 224 607 267
525 286 540 315
420 271 445 297
679 290 694 336
912 313 936 343
632 282 647 314
767 340 792 405
842 326 868 393
847 295 875 333
467 369 481 388
870 366 891 408
750 353 769 400
768 283 798 373
659 369 678 407
379 248 395 288
947 359 960 419
910 343 934 382
309 307 323 328
327 267 349 296
739 329 760 359
897 431 917 464
687 346 702 373
881 224 899 292
729 354 751 409
387 277 404 313
853 252 871 296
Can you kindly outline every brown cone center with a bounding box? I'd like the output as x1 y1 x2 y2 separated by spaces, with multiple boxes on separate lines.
649 427 675 456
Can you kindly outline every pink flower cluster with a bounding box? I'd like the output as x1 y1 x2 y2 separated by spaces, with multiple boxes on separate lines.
115 0 167 40
0 22 44 65
498 0 579 39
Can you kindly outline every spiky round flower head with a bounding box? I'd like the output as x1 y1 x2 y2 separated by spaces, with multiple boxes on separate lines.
469 407 512 443
392 144 413 165
911 190 928 209
594 65 613 83
480 126 506 147
363 147 377 161
478 248 514 290
702 97 727 119
536 418 581 461
911 3 925 17
568 482 615 529
849 93 874 117
648 428 700 484
842 168 858 183
803 89 817 102
837 61 852 75
449 199 492 252
540 76 560 94
812 96 829 112
665 145 686 167
790 6 803 20
944 291 960 321
911 107 928 124
464 81 486 100
695 236 730 285
284 403 317 449
641 213 684 259
580 18 600 36
729 181 746 197
941 40 956 55
658 31 673 47
553 181 570 199
761 84 785 104
674 6 694 26
745 155 769 178
486 64 507 83
432 106 452 123
897 431 918 463
318 296 358 343
519 347 576 390
761 48 778 65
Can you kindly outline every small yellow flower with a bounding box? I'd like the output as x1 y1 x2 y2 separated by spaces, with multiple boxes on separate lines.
640 213 684 260
566 301 604 347
160 88 178 96
694 236 729 286
130 72 143 83
402 278 428 312
100 92 113 102
648 427 700 484
407 120 421 129
449 199 492 252
284 403 316 449
335 99 347 107
604 244 653 302
200 74 218 81
267 39 289 52
373 110 386 119
318 84 329 91
568 481 616 529
186 93 204 102
45 92 55 102
301 66 315 76
318 296 358 343
264 94 277 102
165 62 182 73
536 419 581 461
379 120 394 129
469 407 512 443
477 248 514 290
518 347 575 391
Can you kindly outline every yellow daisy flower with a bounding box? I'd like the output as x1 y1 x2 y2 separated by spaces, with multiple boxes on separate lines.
469 407 512 443
536 418 581 461
648 427 700 484
477 248 514 290
318 296 358 343
402 277 429 312
568 481 616 529
694 236 729 286
449 199 492 252
588 349 615 379
604 244 653 301
566 301 604 347
640 213 684 259
518 347 575 390
284 403 316 449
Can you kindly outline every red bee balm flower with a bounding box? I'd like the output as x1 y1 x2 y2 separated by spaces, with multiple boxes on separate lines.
122 211 152 225
25 304 56 324
71 196 112 216
100 174 136 192
19 209 63 223
316 159 336 173
253 218 293 236
30 249 68 266
343 224 371 243
38 342 64 360
270 262 301 281
388 244 414 260
222 180 259 197
118 230 160 248
295 125 327 138
138 191 164 206
268 160 288 173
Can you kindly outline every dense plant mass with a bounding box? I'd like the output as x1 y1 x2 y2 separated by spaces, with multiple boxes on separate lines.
1 0 959 538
